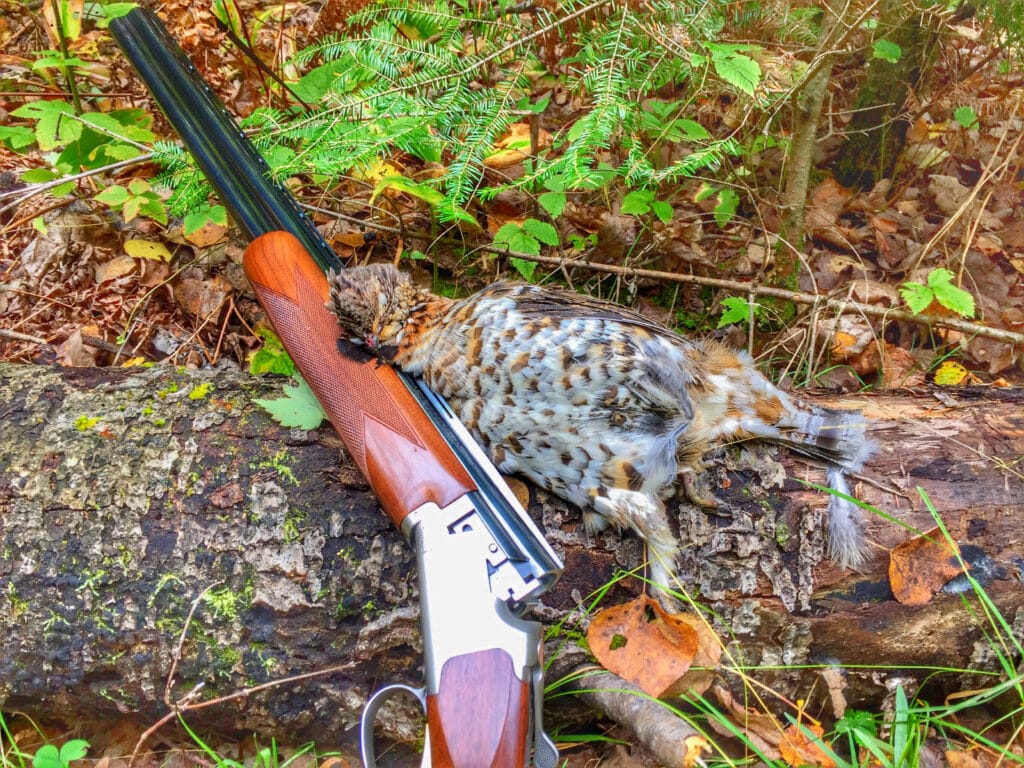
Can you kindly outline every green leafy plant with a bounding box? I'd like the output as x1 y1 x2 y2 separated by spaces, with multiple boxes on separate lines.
717 296 763 328
493 218 559 278
871 38 903 63
953 106 979 129
31 741 89 768
620 190 673 223
94 179 168 225
252 374 327 430
899 268 975 318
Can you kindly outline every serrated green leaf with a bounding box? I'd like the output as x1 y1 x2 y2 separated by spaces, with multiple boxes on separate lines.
509 257 537 281
674 119 710 141
953 106 978 129
253 375 326 430
714 188 739 227
493 222 540 255
102 3 138 21
101 143 143 162
621 189 654 215
872 39 902 63
250 328 296 376
22 167 60 184
59 741 89 764
522 218 558 246
708 44 761 95
930 277 975 317
537 191 566 218
899 282 934 315
651 200 674 224
717 296 751 328
0 125 36 150
139 197 168 225
12 100 79 151
95 185 130 205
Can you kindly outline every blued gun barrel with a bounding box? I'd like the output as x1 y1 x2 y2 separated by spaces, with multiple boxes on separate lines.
109 7 338 271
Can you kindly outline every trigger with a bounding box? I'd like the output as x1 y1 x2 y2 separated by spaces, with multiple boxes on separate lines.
360 683 426 768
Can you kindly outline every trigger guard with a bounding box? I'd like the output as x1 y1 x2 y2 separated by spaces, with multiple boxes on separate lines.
360 684 426 768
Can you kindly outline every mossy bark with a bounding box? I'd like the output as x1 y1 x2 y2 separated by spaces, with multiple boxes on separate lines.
833 0 940 189
1 363 1022 758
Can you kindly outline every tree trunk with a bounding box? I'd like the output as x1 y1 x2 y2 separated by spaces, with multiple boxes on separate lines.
2 363 1022 757
833 0 940 189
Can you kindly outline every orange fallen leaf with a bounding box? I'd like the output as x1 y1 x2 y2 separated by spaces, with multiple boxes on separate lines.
483 123 551 168
780 722 835 768
889 527 962 605
709 685 782 758
587 594 702 698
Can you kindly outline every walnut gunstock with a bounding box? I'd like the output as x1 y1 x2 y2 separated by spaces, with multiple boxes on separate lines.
243 232 474 526
426 649 531 767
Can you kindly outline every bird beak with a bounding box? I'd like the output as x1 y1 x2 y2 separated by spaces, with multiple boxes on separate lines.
365 334 378 350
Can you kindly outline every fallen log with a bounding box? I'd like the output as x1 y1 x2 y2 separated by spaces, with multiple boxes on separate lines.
1 362 1022 758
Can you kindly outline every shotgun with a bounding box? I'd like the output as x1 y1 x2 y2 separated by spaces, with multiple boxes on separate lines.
110 9 562 766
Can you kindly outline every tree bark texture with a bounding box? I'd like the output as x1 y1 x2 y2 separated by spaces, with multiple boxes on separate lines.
1 363 1022 753
833 0 939 189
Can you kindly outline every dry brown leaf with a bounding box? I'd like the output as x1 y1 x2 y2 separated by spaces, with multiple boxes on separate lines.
56 326 99 367
779 722 835 768
95 255 137 284
710 685 782 758
945 749 987 768
889 527 962 605
877 341 925 388
318 756 354 768
661 610 721 697
183 221 228 247
806 178 851 229
175 275 232 319
587 594 700 698
125 239 173 261
502 477 531 509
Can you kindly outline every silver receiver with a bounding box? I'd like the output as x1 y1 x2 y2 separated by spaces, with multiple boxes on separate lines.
362 495 560 768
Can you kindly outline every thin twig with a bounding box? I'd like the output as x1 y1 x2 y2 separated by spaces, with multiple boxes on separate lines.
0 328 51 345
487 249 1024 345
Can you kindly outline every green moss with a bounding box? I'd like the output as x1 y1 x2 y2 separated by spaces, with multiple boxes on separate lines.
775 522 791 547
203 586 241 621
77 568 108 597
74 415 100 431
5 582 28 618
283 507 307 542
157 382 179 398
257 449 298 486
188 382 214 400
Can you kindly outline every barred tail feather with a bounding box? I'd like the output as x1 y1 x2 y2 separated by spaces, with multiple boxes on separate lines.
779 404 876 568
826 467 871 568
781 405 876 472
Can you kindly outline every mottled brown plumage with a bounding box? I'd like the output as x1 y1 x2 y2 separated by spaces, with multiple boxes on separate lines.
327 264 874 591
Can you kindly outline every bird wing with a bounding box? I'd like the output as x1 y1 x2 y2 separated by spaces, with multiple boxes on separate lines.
489 280 681 339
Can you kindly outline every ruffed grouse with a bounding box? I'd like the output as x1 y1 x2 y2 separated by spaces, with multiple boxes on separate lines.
327 265 874 591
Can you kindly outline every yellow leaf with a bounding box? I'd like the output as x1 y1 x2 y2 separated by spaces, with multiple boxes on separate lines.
125 239 173 262
933 360 968 386
352 161 401 184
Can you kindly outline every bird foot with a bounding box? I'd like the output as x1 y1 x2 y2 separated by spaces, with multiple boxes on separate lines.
681 472 721 509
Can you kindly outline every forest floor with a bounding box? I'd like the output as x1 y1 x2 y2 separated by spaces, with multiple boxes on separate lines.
1 0 1023 766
